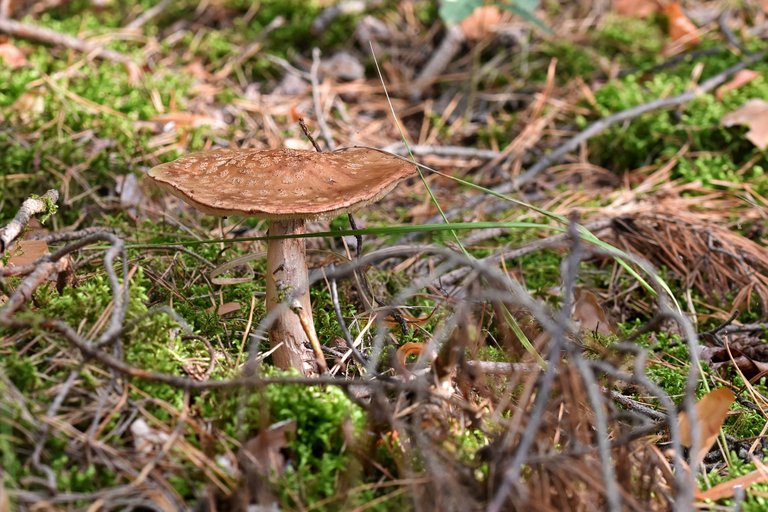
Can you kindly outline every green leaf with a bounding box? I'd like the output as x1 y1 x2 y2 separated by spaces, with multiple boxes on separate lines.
439 0 482 24
439 0 550 33
503 1 551 33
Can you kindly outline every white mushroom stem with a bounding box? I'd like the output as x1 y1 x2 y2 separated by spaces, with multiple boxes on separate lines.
266 219 318 374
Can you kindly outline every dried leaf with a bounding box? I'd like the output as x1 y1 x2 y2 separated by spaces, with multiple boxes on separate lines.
715 69 761 100
663 3 700 45
613 0 659 18
205 301 241 316
700 340 768 381
0 42 26 69
721 99 768 150
572 289 617 337
238 419 296 477
396 342 424 368
7 240 49 267
459 5 504 41
696 466 768 502
678 388 735 466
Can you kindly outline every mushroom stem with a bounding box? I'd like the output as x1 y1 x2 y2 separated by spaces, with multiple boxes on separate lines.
266 219 317 375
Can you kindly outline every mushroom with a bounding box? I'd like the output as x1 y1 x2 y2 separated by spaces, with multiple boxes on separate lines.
147 147 416 375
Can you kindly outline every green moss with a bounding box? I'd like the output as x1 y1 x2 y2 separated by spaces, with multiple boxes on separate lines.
637 332 690 399
539 40 597 81
200 370 367 508
587 52 768 177
594 14 665 68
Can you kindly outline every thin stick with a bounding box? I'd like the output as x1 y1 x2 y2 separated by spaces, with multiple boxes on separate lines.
326 264 366 366
291 299 329 374
0 17 137 65
414 51 767 229
310 47 336 150
125 0 172 29
0 189 59 254
382 142 500 160
299 118 323 153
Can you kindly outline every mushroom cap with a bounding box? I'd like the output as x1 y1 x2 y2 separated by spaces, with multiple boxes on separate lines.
147 147 417 219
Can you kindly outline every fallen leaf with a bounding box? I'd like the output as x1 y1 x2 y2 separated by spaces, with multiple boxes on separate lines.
205 301 241 316
700 337 768 381
7 240 49 267
572 288 617 337
238 419 296 477
663 3 700 45
396 342 424 368
678 388 735 467
721 99 768 150
0 42 26 69
613 0 659 18
715 70 761 100
459 5 504 41
696 466 768 502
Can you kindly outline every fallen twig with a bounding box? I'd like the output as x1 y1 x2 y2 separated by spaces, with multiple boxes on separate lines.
0 17 139 71
0 189 58 254
415 51 767 229
382 142 500 160
310 47 337 150
125 0 172 29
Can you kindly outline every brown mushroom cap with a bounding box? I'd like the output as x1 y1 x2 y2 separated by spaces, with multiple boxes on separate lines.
147 147 417 219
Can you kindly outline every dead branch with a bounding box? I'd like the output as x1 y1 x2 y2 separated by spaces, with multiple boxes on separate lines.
310 47 337 150
0 189 58 254
0 17 138 67
414 50 767 231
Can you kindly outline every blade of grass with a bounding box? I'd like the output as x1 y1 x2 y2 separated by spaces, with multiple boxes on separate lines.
369 42 472 259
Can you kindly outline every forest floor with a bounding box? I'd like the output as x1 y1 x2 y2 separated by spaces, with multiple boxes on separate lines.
2 1 768 510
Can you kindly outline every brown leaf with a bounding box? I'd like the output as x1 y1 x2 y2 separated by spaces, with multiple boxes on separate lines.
238 419 296 477
572 289 617 337
0 42 26 69
613 0 659 18
205 301 241 316
678 388 735 466
700 340 768 381
396 342 424 368
715 69 761 100
663 3 700 45
7 240 48 267
459 5 504 41
721 99 768 150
